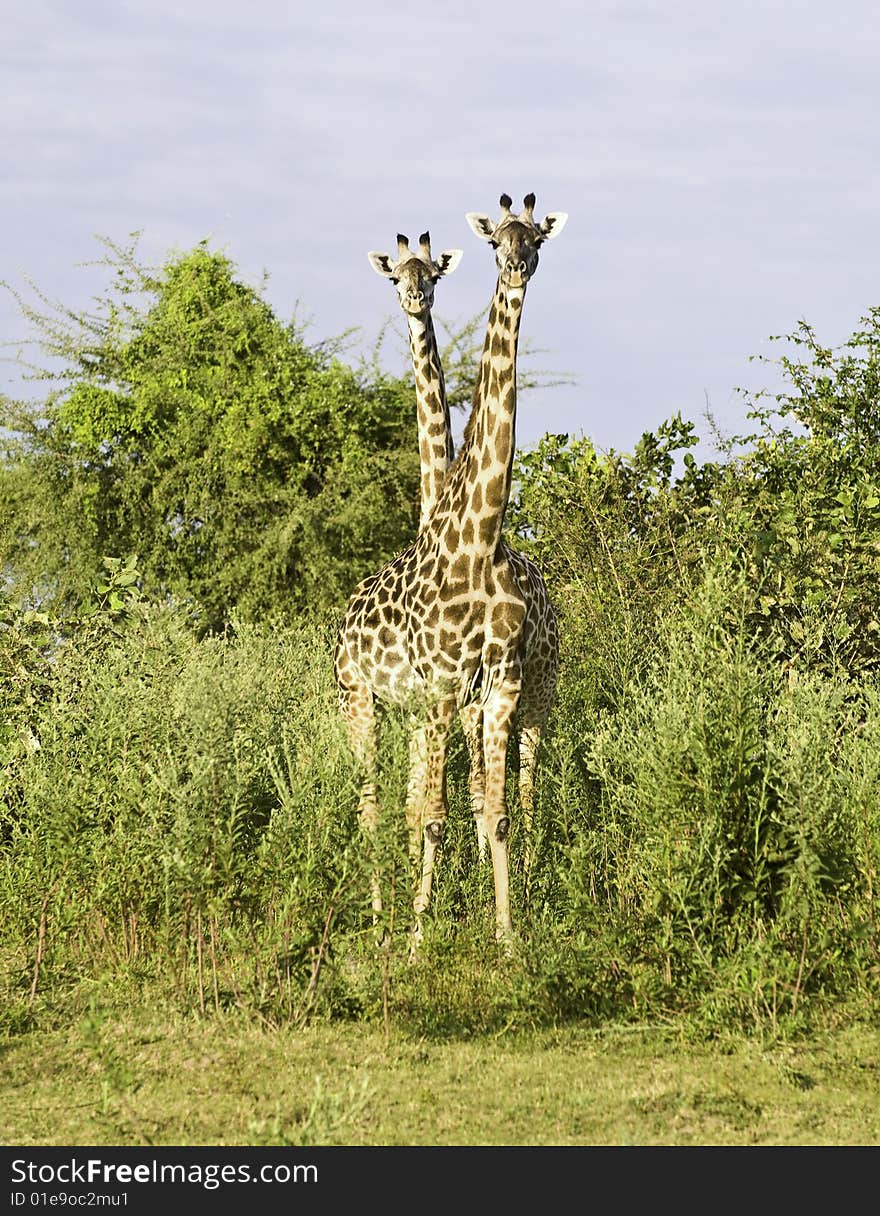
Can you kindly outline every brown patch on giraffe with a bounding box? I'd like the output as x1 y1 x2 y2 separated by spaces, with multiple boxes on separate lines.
485 474 505 509
443 601 471 626
449 553 470 583
461 519 475 545
495 564 520 596
491 603 519 637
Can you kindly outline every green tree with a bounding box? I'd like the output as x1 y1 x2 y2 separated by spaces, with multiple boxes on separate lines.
719 309 880 675
509 306 880 696
0 238 423 625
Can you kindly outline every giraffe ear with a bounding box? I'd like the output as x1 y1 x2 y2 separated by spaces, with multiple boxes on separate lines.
539 212 568 241
435 249 463 276
465 213 496 242
367 251 397 277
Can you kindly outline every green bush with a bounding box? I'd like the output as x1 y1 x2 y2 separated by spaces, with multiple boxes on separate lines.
0 239 421 624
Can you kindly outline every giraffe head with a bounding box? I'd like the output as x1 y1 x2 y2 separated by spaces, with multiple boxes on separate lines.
465 193 567 289
367 233 463 318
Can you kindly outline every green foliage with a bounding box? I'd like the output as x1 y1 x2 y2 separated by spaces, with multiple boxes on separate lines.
1 575 878 1040
722 309 880 676
0 589 374 1027
1 237 421 624
510 307 880 691
2 237 880 1042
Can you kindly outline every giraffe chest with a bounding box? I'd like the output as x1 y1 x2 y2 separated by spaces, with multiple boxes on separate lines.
404 549 528 694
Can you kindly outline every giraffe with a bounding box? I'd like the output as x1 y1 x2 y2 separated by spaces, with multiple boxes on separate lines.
335 193 566 939
366 230 559 868
340 230 461 918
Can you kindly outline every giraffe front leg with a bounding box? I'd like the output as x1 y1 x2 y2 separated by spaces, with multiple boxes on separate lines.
459 702 487 861
405 716 428 869
411 696 456 950
482 683 521 942
339 681 382 920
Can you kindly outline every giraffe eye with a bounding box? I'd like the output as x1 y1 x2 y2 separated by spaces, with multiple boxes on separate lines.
390 276 400 285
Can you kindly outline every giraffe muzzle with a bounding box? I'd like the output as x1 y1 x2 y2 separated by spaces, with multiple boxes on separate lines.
503 262 530 288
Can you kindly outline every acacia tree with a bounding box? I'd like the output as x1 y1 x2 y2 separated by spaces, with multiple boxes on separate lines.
0 238 424 625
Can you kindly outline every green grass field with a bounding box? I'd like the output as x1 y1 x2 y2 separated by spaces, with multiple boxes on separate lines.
5 1010 879 1146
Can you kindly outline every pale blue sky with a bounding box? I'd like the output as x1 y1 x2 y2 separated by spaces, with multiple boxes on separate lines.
3 0 879 456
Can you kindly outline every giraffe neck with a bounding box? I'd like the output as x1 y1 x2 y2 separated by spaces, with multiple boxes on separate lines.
407 311 454 529
439 276 524 558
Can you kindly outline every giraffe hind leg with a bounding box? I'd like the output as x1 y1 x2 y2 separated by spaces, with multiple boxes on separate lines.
517 658 557 886
518 721 542 880
410 697 456 951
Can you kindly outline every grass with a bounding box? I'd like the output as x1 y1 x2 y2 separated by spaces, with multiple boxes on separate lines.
4 1008 880 1146
3 594 880 1152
